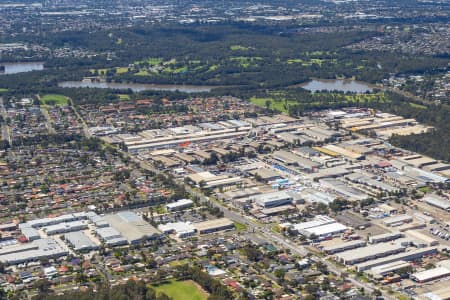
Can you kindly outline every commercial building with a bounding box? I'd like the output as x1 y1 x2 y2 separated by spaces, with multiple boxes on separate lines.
299 188 336 205
382 215 413 227
20 226 40 241
166 199 194 212
405 230 439 247
0 238 69 265
104 211 161 244
187 171 242 189
126 126 251 152
414 212 435 224
252 191 293 208
43 220 89 235
322 144 364 160
369 232 403 244
22 212 96 229
319 178 368 201
95 227 127 247
64 231 99 252
404 166 450 185
292 215 336 232
260 205 296 217
89 215 109 228
323 240 367 254
310 166 352 181
424 194 450 212
220 188 261 202
412 267 450 283
355 247 438 272
249 168 283 182
345 173 398 193
421 286 450 300
301 222 348 239
272 150 321 172
158 222 196 238
194 218 234 235
366 260 411 278
335 243 406 265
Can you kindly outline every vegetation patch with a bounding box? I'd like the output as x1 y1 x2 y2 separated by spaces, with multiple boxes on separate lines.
135 69 151 76
152 280 208 300
41 94 69 106
409 102 427 109
234 222 247 232
230 56 263 68
230 45 250 51
135 57 163 66
118 94 131 100
250 97 297 113
115 67 129 74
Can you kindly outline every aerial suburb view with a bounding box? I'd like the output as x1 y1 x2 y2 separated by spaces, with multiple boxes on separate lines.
0 0 449 299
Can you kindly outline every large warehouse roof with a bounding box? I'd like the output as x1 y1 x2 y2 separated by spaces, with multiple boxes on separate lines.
104 211 161 244
412 267 450 282
0 238 69 265
336 243 405 263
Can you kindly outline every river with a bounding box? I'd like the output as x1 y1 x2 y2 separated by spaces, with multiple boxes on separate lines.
300 79 373 93
0 62 44 74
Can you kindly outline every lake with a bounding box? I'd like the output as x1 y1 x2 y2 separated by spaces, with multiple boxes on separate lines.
300 79 373 93
58 81 216 93
0 62 44 74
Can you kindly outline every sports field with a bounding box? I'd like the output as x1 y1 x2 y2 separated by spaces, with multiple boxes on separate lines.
152 280 208 300
41 94 69 105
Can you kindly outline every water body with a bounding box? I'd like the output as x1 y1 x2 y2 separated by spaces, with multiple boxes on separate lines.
59 81 216 93
0 62 44 74
300 79 373 93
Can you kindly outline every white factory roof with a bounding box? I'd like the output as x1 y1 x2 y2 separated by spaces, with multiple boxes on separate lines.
166 199 194 209
104 211 161 244
303 222 347 237
64 231 98 251
382 214 413 225
355 247 438 271
412 267 450 282
369 231 403 243
0 238 69 265
292 215 336 231
405 230 438 246
158 222 196 234
43 220 88 234
368 260 411 276
323 240 366 253
336 242 405 262
252 191 292 204
424 195 450 210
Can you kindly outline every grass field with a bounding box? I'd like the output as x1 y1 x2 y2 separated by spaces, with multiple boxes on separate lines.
250 93 388 113
116 67 129 74
409 102 427 109
118 94 131 100
234 222 247 232
41 94 69 105
135 57 163 66
250 97 296 113
152 280 208 300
